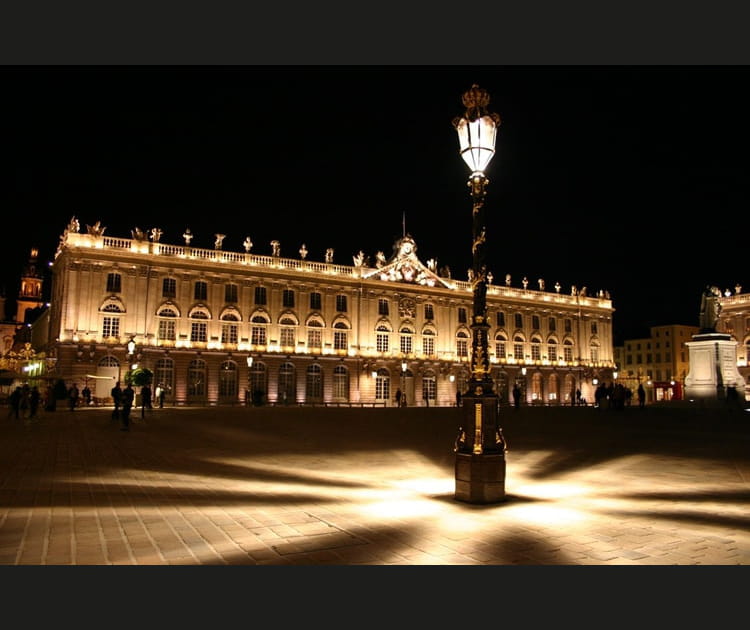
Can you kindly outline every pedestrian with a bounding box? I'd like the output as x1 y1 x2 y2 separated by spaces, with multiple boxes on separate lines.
156 383 165 408
81 384 91 406
19 384 31 419
402 393 407 407
111 381 122 420
423 391 429 408
512 384 521 409
121 383 135 430
29 386 41 419
395 388 402 407
456 390 462 407
8 386 22 419
44 384 56 411
637 383 646 408
575 388 582 406
140 383 152 418
68 383 79 411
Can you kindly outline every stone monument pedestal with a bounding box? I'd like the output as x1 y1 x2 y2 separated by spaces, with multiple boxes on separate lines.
684 333 746 400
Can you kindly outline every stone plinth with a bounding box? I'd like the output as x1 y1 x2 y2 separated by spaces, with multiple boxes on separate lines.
684 333 746 400
455 453 506 504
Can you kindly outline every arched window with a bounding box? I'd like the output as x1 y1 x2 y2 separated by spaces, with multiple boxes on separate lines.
530 335 543 361
219 360 238 400
531 372 543 401
98 355 119 368
333 364 349 401
494 333 507 360
220 312 239 345
399 325 414 354
278 362 296 404
306 317 324 351
189 309 210 344
251 313 269 346
589 342 600 362
306 363 323 403
187 359 207 399
513 335 525 362
333 320 350 352
456 330 470 359
100 301 124 340
376 323 391 353
422 328 436 357
563 339 575 362
157 306 178 342
249 361 267 404
279 314 298 350
548 372 560 403
547 338 558 362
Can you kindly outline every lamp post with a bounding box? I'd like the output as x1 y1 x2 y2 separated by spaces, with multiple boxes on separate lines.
452 84 506 504
401 360 407 407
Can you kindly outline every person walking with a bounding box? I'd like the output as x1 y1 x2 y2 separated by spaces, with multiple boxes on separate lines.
8 386 22 419
395 388 402 408
81 384 91 406
140 383 152 419
637 383 646 408
68 383 79 412
29 386 41 419
111 381 122 420
455 390 462 407
512 384 521 409
121 383 135 430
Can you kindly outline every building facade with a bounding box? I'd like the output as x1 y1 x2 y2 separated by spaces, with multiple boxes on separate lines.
43 218 616 407
716 286 750 392
614 324 699 403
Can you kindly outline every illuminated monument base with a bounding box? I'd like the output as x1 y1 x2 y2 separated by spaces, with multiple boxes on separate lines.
454 390 506 504
684 333 746 401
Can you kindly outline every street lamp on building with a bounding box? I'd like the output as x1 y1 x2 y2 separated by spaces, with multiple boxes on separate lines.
452 84 506 504
401 360 407 407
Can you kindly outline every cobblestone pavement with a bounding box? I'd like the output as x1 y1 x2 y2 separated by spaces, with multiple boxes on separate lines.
0 401 748 565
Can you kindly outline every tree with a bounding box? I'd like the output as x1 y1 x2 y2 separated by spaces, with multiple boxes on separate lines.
125 367 153 387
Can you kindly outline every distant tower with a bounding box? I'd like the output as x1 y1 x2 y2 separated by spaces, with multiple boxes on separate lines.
15 247 44 323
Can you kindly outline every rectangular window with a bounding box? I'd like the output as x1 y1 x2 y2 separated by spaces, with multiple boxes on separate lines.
591 347 600 362
334 330 347 350
400 335 412 354
158 319 176 341
458 307 467 324
251 325 267 346
378 298 389 316
308 329 322 348
456 339 468 358
424 304 434 320
225 284 238 303
564 319 572 333
495 341 506 359
514 313 523 328
162 278 176 298
591 322 598 334
194 281 208 301
102 316 120 338
191 321 207 342
106 273 121 293
280 327 295 348
548 317 556 332
496 311 505 327
221 323 238 344
283 289 295 308
423 336 434 356
376 332 389 353
548 345 557 361
310 292 322 310
336 294 348 312
532 315 540 330
254 286 267 306
564 346 573 362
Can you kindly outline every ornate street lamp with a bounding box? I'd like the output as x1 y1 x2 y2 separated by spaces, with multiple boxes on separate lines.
452 84 507 504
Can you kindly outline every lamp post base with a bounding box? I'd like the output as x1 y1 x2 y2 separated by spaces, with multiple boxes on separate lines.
455 452 506 504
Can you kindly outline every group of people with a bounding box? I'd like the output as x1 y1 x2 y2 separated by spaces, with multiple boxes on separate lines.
7 384 42 420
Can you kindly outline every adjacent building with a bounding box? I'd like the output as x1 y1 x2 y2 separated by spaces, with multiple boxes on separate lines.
39 217 616 406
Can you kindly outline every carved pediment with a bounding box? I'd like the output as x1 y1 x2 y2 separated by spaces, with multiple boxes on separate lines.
360 235 453 288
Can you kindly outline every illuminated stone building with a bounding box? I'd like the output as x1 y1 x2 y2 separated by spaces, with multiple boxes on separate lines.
44 218 616 406
716 285 750 393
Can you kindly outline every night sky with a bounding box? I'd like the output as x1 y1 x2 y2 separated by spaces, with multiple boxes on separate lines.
2 66 748 344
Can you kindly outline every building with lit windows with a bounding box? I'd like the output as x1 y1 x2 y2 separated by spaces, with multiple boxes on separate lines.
614 324 698 403
42 217 616 406
715 286 750 395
